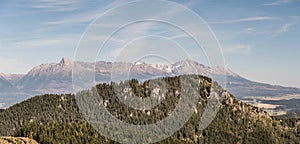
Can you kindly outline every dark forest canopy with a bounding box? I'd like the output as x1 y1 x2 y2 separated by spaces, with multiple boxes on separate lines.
0 75 299 143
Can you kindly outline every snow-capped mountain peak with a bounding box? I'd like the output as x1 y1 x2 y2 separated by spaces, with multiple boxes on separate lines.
134 61 144 65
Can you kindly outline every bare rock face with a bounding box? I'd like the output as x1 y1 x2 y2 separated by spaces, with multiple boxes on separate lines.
0 137 38 144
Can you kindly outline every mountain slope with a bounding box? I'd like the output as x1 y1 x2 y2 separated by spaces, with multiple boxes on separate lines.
0 75 299 143
16 58 73 94
0 76 16 92
0 73 24 85
215 75 300 98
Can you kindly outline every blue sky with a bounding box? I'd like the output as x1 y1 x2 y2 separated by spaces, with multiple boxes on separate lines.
0 0 299 87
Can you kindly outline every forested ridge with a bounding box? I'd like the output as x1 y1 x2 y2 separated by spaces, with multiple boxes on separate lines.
0 75 299 143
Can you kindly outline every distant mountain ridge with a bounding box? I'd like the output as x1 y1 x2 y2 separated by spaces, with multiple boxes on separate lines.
16 58 73 93
0 75 16 92
0 73 24 85
13 58 238 93
1 57 300 108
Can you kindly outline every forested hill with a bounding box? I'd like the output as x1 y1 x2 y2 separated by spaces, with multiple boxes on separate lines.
0 75 299 143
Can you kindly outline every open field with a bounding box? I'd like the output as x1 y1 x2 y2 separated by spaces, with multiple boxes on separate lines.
240 94 300 116
243 94 300 101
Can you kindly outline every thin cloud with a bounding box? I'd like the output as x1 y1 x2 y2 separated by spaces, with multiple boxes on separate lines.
210 16 280 24
261 0 299 6
30 0 82 12
245 27 256 32
169 34 189 39
240 27 257 34
109 48 124 57
224 44 252 55
0 57 30 74
289 16 300 21
10 34 80 49
13 39 65 48
272 23 293 36
45 13 98 25
45 0 127 25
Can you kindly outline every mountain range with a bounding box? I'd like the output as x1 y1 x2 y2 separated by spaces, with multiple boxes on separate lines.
0 57 300 108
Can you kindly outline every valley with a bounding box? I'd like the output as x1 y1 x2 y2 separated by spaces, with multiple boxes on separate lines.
241 94 300 116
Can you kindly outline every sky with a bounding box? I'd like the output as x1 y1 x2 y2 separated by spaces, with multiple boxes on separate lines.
0 0 299 87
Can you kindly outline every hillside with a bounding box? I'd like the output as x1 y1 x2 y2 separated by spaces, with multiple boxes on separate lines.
0 75 299 143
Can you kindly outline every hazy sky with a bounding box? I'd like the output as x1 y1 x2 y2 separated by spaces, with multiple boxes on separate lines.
0 0 299 87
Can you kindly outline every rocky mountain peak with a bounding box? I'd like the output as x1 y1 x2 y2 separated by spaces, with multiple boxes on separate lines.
59 57 72 66
132 60 149 66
